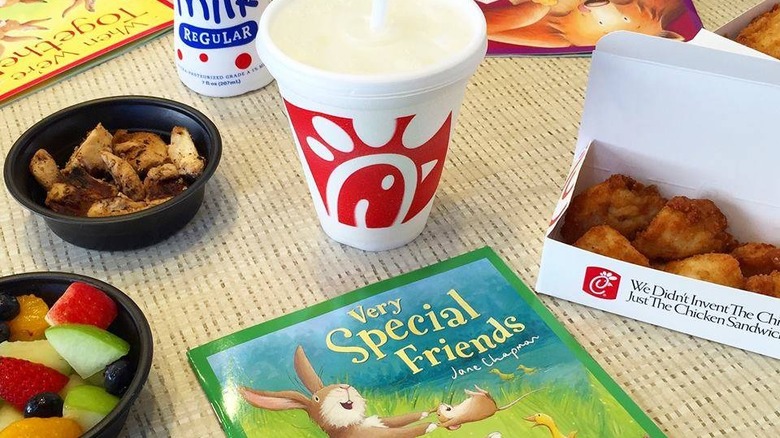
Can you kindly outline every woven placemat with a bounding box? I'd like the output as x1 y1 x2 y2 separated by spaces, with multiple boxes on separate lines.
0 0 777 436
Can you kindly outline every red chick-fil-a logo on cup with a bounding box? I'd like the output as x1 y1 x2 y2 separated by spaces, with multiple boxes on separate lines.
582 267 621 300
285 102 450 229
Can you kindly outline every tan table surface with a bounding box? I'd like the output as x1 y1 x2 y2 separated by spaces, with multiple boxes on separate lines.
1 1 778 436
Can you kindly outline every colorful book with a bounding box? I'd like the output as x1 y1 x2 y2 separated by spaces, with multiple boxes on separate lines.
188 247 665 437
0 0 173 106
476 0 703 56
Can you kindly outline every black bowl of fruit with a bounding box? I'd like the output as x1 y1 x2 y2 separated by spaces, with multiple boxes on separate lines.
0 272 152 437
3 95 222 250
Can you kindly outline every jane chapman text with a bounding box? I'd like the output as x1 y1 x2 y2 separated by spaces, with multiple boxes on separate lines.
450 335 540 380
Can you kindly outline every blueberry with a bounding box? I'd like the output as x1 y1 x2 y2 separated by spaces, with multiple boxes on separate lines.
104 358 134 396
24 392 63 418
0 294 19 321
0 322 8 342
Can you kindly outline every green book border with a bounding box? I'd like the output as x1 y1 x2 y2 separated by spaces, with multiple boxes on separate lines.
187 247 666 437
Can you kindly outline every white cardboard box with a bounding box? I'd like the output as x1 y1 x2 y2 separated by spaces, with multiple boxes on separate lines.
716 0 779 40
688 0 779 60
535 31 780 359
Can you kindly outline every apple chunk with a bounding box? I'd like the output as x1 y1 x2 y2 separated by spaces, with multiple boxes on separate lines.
45 324 129 379
0 339 72 375
63 385 119 431
0 401 23 431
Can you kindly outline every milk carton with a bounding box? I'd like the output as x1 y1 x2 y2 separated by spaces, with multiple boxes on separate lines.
174 0 273 97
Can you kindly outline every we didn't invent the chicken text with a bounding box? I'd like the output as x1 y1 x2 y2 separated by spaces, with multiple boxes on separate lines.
0 8 151 82
326 289 537 374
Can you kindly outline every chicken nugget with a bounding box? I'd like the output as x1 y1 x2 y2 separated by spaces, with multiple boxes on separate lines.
735 4 780 60
744 271 780 298
660 253 744 289
574 225 650 267
731 242 780 277
561 174 666 243
633 196 735 261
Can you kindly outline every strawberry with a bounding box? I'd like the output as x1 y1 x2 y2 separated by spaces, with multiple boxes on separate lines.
45 282 117 329
0 357 69 411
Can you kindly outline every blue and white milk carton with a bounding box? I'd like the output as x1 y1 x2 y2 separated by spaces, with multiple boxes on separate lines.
174 0 273 97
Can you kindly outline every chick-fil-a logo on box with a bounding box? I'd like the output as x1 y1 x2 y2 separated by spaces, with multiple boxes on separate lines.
583 267 621 300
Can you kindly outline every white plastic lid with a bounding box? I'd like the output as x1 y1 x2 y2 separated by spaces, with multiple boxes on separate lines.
256 0 487 100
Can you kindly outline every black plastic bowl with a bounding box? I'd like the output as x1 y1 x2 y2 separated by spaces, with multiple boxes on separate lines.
4 96 222 250
0 272 152 438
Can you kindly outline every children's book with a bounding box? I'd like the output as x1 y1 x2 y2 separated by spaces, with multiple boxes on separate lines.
476 0 703 56
0 0 173 106
188 247 666 437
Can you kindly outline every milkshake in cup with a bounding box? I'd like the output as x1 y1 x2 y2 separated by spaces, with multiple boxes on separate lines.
256 0 487 251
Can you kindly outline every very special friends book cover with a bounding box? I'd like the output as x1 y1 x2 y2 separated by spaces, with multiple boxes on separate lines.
188 248 665 437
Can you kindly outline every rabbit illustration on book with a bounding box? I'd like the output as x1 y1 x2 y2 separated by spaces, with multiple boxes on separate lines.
239 345 437 438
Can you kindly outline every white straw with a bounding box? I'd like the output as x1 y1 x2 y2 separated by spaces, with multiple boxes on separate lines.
370 0 388 32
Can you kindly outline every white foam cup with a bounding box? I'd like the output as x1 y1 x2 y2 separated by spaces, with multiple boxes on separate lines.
256 0 487 251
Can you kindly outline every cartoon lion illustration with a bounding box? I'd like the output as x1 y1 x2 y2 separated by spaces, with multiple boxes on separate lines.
483 0 693 49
